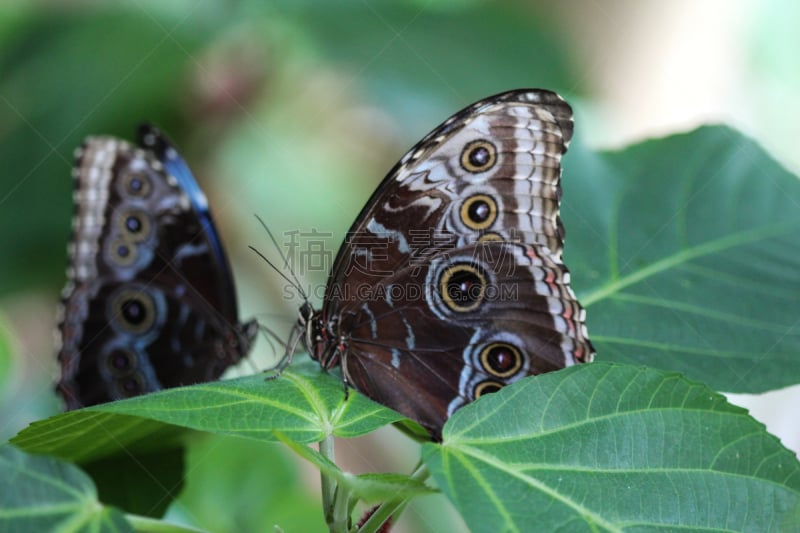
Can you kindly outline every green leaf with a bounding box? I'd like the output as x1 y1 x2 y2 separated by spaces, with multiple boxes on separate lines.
7 419 185 525
10 359 402 522
0 444 132 533
11 411 188 465
11 358 403 463
423 362 800 533
348 472 436 503
564 126 800 393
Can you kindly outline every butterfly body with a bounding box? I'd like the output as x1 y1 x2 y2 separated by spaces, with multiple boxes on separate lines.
295 89 594 438
57 126 256 409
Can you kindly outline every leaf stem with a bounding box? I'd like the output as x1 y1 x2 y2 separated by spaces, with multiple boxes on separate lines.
357 460 430 533
319 434 337 530
331 483 353 533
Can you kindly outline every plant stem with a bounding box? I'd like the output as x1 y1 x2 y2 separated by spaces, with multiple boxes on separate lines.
319 434 337 530
331 483 353 533
357 461 430 533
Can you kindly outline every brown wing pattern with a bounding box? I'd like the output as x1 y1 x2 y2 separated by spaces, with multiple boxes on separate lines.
57 132 255 409
305 89 593 437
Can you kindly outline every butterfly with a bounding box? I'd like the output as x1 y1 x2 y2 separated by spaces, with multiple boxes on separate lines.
56 124 257 410
285 89 595 439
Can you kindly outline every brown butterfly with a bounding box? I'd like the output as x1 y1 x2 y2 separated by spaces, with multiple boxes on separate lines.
57 125 256 409
286 89 594 438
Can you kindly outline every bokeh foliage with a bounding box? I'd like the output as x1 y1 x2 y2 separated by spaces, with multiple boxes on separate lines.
2 2 799 533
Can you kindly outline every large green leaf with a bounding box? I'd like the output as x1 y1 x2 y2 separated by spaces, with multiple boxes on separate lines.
9 359 402 527
564 126 800 393
0 444 132 533
423 362 800 533
11 358 402 463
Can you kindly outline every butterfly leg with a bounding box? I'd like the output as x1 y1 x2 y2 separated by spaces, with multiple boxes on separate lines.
264 323 303 380
339 345 353 400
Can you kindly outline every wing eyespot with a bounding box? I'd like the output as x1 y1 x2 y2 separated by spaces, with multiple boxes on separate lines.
111 289 157 334
477 232 504 243
117 209 152 242
115 374 145 397
479 342 523 378
439 262 488 313
121 171 152 198
107 238 137 266
473 379 504 398
460 194 498 230
460 140 497 173
105 348 138 376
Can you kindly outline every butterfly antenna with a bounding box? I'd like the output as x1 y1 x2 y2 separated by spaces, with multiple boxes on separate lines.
253 214 309 302
248 245 305 298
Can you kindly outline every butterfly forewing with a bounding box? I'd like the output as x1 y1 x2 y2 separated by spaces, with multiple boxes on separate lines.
301 89 593 438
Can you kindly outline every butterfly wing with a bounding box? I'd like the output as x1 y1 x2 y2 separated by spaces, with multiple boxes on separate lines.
324 89 573 299
57 129 256 409
321 89 592 435
339 241 591 436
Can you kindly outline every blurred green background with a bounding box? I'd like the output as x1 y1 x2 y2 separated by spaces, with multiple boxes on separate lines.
1 1 798 531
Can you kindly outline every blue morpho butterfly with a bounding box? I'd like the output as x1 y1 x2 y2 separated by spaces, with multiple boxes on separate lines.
272 89 595 439
56 125 257 409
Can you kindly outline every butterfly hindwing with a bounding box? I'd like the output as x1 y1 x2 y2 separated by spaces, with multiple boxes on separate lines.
338 240 591 434
57 128 256 409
